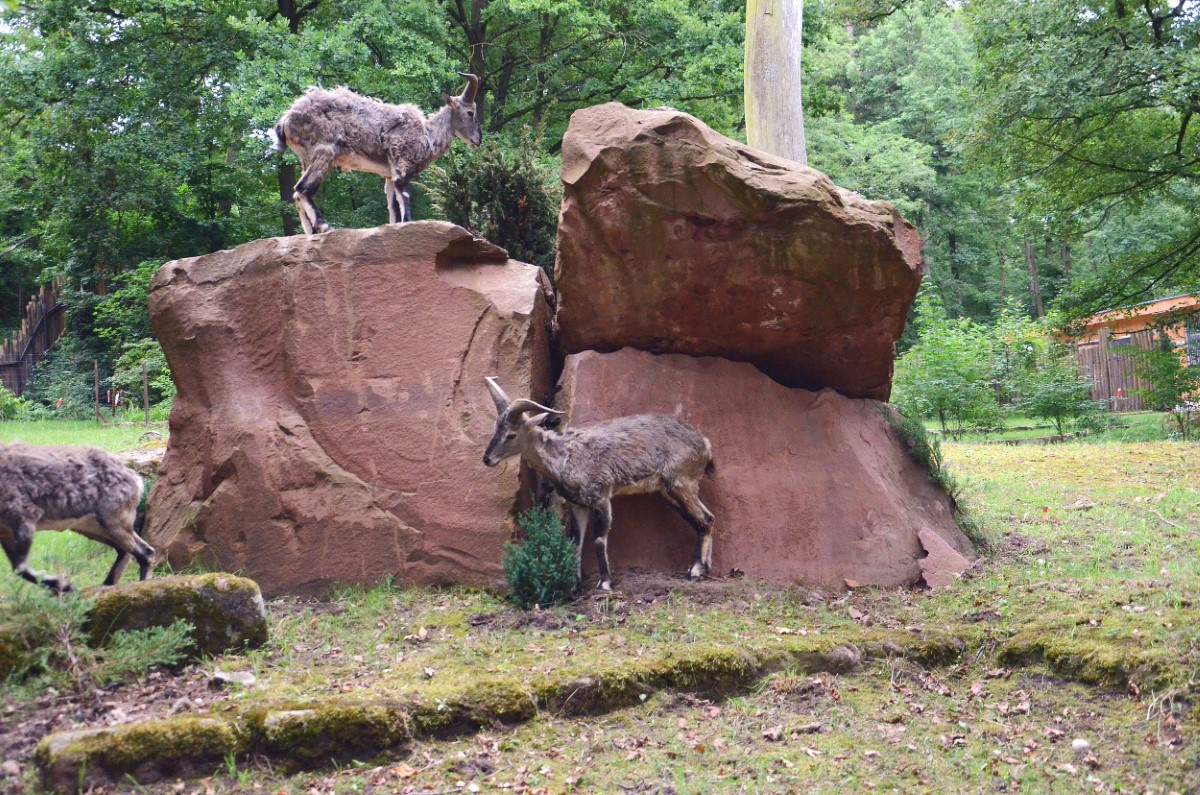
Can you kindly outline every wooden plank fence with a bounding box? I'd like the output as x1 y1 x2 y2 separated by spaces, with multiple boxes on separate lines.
1070 327 1157 412
0 280 65 396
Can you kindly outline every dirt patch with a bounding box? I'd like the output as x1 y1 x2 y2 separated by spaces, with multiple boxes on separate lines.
0 665 222 789
982 532 1049 568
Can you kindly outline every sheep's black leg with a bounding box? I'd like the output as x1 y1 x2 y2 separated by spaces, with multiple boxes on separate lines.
384 179 403 224
568 503 590 591
2 520 70 593
388 162 413 223
665 484 715 579
293 149 334 235
133 537 154 580
103 549 130 586
592 502 614 592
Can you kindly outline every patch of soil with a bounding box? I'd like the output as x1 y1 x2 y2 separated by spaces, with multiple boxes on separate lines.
987 532 1049 567
0 665 224 790
466 570 781 631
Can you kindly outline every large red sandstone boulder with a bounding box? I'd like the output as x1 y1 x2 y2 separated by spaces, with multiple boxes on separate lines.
147 222 553 595
555 103 922 401
556 348 972 589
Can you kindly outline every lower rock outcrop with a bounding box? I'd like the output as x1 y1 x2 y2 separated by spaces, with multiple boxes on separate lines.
147 222 553 595
556 348 973 588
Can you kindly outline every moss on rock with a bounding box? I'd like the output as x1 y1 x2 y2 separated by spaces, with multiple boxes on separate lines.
36 717 246 793
86 573 267 658
256 703 410 764
998 622 1173 690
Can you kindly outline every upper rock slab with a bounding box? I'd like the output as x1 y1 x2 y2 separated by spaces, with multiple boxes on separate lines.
554 103 922 401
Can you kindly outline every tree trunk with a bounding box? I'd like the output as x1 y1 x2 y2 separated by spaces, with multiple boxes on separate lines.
744 0 807 164
1024 238 1044 318
1060 241 1071 281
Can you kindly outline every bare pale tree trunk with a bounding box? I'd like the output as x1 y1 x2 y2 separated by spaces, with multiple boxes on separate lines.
745 0 807 165
1024 238 1044 318
275 0 321 236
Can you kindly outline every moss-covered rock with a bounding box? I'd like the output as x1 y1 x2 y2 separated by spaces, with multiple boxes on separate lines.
255 703 411 764
35 717 247 793
86 573 267 658
998 629 1172 690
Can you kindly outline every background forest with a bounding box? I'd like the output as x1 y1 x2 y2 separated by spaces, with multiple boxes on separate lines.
0 0 1197 420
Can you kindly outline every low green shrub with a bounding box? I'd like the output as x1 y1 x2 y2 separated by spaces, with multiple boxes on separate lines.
0 384 22 420
503 507 577 610
1 588 192 695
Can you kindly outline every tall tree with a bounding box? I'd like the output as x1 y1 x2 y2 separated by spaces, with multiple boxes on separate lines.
745 0 808 163
967 0 1200 316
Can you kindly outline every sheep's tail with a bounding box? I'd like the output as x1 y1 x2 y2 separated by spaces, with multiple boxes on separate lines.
273 121 287 152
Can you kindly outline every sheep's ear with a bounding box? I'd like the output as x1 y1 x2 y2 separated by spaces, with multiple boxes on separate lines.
441 92 454 105
525 412 553 428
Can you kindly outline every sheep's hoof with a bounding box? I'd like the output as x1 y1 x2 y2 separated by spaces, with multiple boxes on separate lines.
597 580 612 592
687 563 708 581
316 222 333 234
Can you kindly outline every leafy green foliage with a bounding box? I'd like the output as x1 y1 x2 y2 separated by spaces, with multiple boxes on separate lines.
1132 342 1200 441
427 127 562 272
892 291 1002 435
110 338 175 409
0 384 23 420
966 0 1200 314
23 337 102 420
503 507 577 610
1014 350 1098 439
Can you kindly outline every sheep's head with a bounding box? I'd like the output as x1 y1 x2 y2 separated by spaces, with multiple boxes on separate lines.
443 73 482 148
482 377 561 467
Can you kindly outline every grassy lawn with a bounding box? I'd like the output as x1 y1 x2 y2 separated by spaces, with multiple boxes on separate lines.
928 411 1167 444
0 418 165 452
3 436 1199 793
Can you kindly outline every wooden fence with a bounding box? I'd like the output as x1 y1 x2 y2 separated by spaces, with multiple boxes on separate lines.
0 280 65 396
1070 328 1157 412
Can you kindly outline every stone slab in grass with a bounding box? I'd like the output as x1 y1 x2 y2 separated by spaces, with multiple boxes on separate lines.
87 573 268 658
36 717 248 792
35 629 966 791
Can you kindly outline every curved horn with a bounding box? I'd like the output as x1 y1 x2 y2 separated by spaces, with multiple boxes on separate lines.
505 398 563 421
458 72 480 103
484 376 511 413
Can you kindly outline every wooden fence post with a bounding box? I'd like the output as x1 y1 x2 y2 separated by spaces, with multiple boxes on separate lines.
94 360 101 424
142 361 150 426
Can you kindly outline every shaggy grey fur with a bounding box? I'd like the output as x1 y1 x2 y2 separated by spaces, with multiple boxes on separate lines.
482 378 716 591
0 443 152 593
275 74 482 235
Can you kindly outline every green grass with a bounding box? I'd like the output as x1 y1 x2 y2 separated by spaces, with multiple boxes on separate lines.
927 411 1168 444
7 438 1200 793
0 418 165 451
